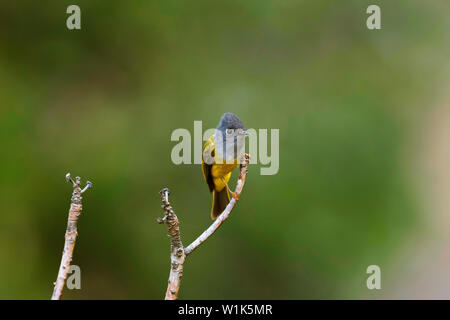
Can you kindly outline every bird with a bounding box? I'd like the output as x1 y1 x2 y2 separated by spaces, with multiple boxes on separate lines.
202 113 248 219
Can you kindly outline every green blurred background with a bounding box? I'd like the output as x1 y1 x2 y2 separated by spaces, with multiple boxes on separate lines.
1 1 449 299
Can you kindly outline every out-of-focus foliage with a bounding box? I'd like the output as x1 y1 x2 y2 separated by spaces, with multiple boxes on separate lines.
0 0 449 299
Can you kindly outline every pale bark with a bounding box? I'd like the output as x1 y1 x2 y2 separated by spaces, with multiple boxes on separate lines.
158 154 250 299
51 174 92 300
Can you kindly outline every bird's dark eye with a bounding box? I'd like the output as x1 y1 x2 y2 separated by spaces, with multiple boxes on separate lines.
226 129 234 136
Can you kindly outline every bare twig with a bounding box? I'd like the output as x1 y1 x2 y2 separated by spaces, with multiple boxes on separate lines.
51 173 92 300
158 154 250 299
158 188 185 300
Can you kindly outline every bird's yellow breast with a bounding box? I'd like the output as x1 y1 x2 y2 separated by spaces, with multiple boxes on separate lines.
203 134 239 192
211 163 237 192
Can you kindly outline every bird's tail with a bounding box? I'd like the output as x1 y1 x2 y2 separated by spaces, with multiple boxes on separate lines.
211 189 230 219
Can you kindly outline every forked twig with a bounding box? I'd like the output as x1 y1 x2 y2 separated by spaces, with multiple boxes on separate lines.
158 188 185 300
51 173 92 300
158 154 250 300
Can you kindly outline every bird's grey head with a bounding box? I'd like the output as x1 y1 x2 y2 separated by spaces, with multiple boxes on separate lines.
217 113 246 135
215 113 248 162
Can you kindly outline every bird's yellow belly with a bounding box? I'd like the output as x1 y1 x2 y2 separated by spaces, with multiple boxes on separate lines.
211 163 238 192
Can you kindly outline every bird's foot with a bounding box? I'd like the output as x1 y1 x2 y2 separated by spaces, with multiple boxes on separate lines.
230 191 240 201
221 177 239 201
241 153 251 164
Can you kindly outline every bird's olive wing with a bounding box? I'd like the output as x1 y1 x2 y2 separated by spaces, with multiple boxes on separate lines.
202 136 215 192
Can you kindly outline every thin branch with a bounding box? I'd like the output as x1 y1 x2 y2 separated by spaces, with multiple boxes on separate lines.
158 154 250 300
184 155 249 255
158 188 185 300
51 173 92 300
